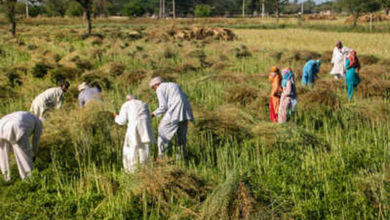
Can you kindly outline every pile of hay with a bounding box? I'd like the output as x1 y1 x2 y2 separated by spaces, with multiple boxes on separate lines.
299 88 341 110
251 123 330 152
199 172 255 219
122 164 209 218
225 85 259 106
345 14 390 23
195 105 255 138
280 50 321 63
321 50 333 62
168 26 237 41
359 55 379 65
303 14 337 21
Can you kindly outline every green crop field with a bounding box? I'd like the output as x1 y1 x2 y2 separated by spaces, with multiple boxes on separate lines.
0 17 389 219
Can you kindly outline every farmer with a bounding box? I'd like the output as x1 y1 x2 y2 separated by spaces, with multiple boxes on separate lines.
78 82 101 107
0 111 43 181
268 66 282 123
30 80 70 120
345 50 361 101
150 77 194 159
302 60 321 86
278 68 298 123
114 95 155 173
330 41 351 80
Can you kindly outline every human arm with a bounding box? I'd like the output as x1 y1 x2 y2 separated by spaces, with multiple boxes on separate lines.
345 59 351 70
114 104 128 125
56 91 64 109
78 93 85 107
153 89 168 117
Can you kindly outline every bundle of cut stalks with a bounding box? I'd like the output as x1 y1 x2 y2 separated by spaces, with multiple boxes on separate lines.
303 14 337 21
199 172 255 220
122 164 209 218
345 14 390 23
195 105 254 138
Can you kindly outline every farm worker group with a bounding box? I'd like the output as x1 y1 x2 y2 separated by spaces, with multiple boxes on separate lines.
0 39 364 180
268 40 361 123
0 76 193 181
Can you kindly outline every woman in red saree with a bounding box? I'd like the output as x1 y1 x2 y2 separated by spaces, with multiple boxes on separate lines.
268 66 282 122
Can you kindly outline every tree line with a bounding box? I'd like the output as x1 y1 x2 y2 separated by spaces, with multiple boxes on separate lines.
0 0 389 36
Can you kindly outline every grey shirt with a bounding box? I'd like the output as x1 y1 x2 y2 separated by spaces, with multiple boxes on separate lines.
78 87 101 107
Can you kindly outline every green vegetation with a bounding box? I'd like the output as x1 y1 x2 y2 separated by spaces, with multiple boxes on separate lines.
0 18 389 219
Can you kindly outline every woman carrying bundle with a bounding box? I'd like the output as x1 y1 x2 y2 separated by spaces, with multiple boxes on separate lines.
268 66 282 122
278 68 298 123
345 50 361 101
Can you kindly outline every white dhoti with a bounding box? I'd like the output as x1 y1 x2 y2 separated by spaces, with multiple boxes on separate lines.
0 136 33 181
121 118 154 173
122 134 150 173
158 119 188 158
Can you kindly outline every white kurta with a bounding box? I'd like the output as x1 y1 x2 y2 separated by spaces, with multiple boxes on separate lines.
115 99 155 173
153 82 193 157
330 46 351 76
30 87 64 120
0 111 42 180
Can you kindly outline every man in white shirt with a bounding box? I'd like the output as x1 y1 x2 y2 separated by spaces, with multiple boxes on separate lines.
30 80 70 120
330 41 351 80
150 77 194 159
0 111 43 181
114 95 155 173
78 82 101 107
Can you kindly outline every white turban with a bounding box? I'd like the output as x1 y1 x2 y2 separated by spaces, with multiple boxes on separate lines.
126 95 137 100
78 82 88 91
149 76 163 88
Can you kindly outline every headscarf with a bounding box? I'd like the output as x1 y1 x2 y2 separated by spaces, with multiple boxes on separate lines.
126 95 137 100
268 66 280 83
348 50 361 70
78 82 88 91
150 76 163 88
281 68 293 87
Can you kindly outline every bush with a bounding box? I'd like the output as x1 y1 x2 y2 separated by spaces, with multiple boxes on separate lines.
121 0 145 17
31 62 53 78
65 2 83 17
194 4 211 17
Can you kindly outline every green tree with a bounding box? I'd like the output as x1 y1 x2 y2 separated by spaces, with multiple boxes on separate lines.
381 0 390 14
267 0 288 22
337 0 381 26
0 0 17 36
74 0 93 35
194 4 211 17
121 0 145 17
93 0 113 17
43 0 70 16
66 1 83 16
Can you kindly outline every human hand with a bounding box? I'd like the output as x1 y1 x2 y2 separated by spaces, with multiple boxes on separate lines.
151 113 155 118
113 112 118 117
